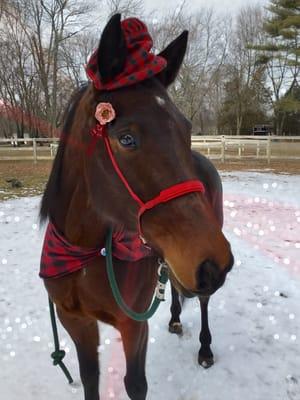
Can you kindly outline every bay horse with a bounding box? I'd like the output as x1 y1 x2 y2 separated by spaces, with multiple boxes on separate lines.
40 14 234 400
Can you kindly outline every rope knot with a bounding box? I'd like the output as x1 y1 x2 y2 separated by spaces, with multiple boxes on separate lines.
51 349 66 366
91 123 106 138
87 124 106 156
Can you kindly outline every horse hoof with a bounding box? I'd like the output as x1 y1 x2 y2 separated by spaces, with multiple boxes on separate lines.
198 355 214 369
168 322 183 335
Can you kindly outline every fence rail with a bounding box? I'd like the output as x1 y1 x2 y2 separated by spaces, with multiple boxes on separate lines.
0 136 300 163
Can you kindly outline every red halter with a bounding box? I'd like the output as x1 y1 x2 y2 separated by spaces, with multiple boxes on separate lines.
90 124 205 241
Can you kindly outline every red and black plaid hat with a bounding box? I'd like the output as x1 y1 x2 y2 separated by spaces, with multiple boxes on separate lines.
86 18 167 91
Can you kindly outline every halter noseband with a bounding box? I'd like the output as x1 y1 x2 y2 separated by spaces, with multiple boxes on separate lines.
91 124 205 242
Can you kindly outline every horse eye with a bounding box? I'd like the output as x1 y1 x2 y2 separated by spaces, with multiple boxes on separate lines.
119 134 137 148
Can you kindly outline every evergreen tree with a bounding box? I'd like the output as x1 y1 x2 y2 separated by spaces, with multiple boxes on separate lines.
217 66 270 135
279 83 300 134
265 0 300 82
251 0 300 134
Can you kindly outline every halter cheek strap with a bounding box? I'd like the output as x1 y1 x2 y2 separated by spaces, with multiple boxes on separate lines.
90 124 205 241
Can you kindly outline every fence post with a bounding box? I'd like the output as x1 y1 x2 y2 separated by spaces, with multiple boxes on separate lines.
33 138 37 164
267 136 271 164
221 136 225 162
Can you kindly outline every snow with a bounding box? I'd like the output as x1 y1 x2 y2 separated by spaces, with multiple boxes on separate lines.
0 171 299 400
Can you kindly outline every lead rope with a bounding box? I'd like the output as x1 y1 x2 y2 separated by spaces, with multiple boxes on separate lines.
48 297 73 384
105 227 169 321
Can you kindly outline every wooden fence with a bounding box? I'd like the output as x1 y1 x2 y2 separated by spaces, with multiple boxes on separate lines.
0 136 300 164
192 135 300 163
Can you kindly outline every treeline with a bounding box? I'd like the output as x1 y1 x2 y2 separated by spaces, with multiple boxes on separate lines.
0 0 299 137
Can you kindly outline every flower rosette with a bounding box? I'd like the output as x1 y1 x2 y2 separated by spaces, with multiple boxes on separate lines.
88 103 116 155
95 102 116 125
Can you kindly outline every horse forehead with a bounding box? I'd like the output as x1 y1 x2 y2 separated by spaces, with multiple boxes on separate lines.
115 91 169 117
112 86 177 123
116 83 167 105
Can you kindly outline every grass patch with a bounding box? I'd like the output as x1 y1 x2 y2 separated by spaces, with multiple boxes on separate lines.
0 161 52 201
0 158 299 202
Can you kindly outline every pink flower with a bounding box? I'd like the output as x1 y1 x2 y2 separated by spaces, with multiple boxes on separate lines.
95 102 116 125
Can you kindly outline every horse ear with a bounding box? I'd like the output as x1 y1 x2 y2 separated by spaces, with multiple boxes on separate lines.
97 14 127 83
156 31 188 87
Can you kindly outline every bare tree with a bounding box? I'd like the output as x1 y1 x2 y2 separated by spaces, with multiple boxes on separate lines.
1 1 292 139
105 0 144 18
60 31 99 87
0 1 5 18
149 6 230 133
219 5 269 135
0 0 95 137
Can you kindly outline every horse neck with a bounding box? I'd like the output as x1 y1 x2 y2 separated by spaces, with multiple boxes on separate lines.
50 162 104 247
53 109 108 247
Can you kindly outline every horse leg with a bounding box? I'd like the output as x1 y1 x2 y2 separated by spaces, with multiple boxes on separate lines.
168 284 183 335
119 320 148 400
198 296 214 368
57 308 100 400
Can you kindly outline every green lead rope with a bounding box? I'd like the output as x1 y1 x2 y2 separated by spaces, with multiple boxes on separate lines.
48 228 168 382
105 227 169 322
48 298 73 384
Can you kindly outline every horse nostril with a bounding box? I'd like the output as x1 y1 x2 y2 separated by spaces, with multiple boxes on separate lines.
196 259 223 294
226 252 235 273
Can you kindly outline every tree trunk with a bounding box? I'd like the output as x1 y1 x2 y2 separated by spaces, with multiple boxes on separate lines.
236 114 243 136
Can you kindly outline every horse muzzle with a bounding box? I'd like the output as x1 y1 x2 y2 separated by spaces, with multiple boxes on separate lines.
193 252 234 296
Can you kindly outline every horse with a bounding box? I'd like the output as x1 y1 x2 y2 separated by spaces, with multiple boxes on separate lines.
39 14 234 400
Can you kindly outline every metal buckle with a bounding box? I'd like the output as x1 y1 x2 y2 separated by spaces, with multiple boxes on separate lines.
155 282 166 301
139 235 147 244
158 258 168 276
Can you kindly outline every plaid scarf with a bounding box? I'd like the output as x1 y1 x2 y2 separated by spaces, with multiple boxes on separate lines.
40 222 152 279
86 18 167 90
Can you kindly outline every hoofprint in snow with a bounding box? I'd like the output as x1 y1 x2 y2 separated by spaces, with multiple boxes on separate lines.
0 171 299 400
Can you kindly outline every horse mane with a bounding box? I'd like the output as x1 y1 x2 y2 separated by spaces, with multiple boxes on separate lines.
39 83 89 224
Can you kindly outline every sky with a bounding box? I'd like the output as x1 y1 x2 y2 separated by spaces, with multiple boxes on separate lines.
144 0 269 15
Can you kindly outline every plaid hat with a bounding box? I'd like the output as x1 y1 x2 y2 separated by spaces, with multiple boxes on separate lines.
86 18 167 90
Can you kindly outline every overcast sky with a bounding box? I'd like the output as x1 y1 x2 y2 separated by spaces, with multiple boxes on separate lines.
144 0 268 15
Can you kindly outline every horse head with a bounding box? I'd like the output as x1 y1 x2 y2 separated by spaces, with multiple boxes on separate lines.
43 14 233 296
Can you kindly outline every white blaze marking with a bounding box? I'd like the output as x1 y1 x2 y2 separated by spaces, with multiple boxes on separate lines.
155 96 166 107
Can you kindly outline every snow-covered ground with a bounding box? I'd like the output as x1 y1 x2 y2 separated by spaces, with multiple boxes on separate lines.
0 171 299 400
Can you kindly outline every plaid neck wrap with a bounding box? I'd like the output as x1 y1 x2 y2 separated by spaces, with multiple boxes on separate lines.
40 222 152 279
86 18 167 90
